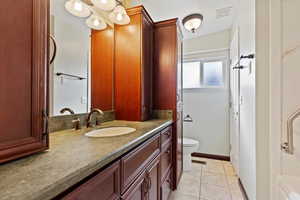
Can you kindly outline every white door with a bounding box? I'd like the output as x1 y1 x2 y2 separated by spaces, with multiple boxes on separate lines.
229 29 240 174
280 0 300 177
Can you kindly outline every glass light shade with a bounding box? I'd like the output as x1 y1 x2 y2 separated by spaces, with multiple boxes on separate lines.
65 0 91 18
86 14 107 30
182 14 203 33
108 6 130 25
91 0 116 11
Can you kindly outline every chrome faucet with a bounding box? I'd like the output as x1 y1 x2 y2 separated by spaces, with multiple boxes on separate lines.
86 108 104 128
60 108 81 130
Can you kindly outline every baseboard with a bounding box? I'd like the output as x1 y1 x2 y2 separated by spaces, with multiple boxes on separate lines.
191 152 230 161
238 178 249 200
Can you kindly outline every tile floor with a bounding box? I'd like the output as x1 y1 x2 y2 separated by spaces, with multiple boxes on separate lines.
169 157 245 200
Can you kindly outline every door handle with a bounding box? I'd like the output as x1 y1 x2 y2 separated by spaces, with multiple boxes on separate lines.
49 35 57 64
281 108 300 154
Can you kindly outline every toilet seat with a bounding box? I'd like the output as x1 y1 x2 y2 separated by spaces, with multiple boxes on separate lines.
183 138 199 147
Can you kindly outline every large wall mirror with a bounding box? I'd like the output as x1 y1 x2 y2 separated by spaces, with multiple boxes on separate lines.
49 0 115 117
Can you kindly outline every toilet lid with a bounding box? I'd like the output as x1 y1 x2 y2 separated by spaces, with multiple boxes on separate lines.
183 138 199 147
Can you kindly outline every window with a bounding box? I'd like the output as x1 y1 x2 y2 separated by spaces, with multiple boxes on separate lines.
183 60 225 89
202 61 223 87
183 62 201 88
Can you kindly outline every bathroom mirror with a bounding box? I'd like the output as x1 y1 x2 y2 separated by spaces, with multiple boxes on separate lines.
49 0 114 116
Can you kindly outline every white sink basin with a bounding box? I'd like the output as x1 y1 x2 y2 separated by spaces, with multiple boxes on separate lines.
85 127 136 138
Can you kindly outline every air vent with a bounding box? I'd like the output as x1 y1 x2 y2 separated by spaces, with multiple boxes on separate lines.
216 7 232 19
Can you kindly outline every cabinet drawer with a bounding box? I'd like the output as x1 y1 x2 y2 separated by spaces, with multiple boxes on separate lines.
121 134 160 193
161 169 172 200
161 143 172 182
161 126 172 147
63 161 120 200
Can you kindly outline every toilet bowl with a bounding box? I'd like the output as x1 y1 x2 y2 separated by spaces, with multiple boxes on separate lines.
183 138 199 171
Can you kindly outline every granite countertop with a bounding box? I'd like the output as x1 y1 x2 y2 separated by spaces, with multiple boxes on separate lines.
0 119 172 200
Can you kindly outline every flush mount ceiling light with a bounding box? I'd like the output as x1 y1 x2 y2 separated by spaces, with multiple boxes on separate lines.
182 13 203 33
64 0 131 30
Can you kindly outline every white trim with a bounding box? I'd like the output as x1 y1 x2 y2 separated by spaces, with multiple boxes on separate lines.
184 48 230 55
255 0 271 198
269 0 283 199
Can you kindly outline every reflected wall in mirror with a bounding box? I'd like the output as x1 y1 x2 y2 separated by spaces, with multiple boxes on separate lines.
49 0 114 116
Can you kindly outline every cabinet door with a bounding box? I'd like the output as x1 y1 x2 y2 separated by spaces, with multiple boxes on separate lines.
161 169 172 200
64 161 120 200
0 0 49 163
141 15 153 121
121 175 146 200
146 156 160 200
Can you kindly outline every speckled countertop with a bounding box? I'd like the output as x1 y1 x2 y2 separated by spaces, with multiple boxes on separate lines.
0 119 172 200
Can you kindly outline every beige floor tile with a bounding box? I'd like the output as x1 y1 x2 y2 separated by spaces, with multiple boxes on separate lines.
222 160 232 166
201 184 232 200
202 171 228 188
192 156 208 161
231 189 245 200
176 173 201 197
224 165 236 176
169 192 199 200
203 163 225 175
226 174 241 191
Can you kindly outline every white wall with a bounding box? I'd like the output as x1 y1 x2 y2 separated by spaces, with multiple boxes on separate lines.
183 30 231 156
184 29 231 54
50 0 90 116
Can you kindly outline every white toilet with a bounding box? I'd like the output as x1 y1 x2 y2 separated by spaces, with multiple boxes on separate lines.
183 137 199 171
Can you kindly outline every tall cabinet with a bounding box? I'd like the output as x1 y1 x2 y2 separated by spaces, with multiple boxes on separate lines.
153 19 183 188
0 0 49 163
114 6 153 121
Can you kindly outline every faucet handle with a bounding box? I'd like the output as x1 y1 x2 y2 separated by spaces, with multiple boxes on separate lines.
72 118 81 130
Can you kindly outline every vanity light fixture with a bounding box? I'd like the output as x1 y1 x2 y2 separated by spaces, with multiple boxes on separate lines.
109 5 130 25
91 0 116 11
86 14 107 30
182 13 203 33
64 0 130 30
65 0 91 18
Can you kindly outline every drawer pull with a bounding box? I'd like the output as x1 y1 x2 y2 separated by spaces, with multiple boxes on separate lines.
165 150 171 155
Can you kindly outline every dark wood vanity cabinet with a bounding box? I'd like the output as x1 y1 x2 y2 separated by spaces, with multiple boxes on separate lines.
122 156 160 200
153 19 183 189
0 0 49 163
58 126 173 200
63 161 120 200
115 6 153 121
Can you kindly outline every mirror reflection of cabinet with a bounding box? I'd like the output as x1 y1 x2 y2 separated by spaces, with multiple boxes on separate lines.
115 6 153 121
91 28 115 111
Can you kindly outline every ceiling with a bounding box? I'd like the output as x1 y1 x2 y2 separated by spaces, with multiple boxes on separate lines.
131 0 235 39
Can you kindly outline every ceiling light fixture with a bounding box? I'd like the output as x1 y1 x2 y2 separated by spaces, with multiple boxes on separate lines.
109 5 130 25
182 13 203 33
64 0 130 30
91 0 116 11
65 0 91 18
86 14 107 30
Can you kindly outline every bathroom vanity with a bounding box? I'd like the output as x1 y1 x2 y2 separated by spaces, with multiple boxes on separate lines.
0 120 173 200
